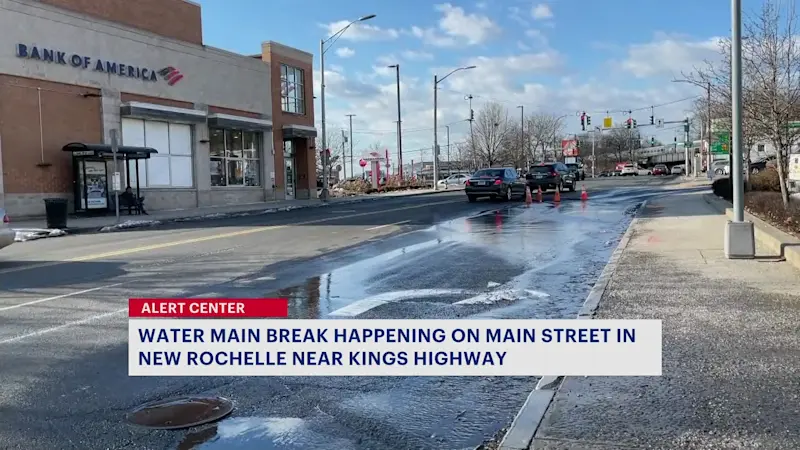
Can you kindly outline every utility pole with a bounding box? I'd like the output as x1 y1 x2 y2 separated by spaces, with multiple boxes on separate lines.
341 129 347 180
684 117 690 176
346 114 356 178
706 81 713 179
387 64 403 178
446 125 450 170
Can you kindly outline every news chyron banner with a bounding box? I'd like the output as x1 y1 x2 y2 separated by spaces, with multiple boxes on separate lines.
128 298 663 376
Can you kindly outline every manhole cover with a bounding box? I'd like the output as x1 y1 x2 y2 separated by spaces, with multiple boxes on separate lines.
126 396 234 430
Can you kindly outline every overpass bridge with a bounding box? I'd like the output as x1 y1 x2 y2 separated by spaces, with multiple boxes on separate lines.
635 141 703 166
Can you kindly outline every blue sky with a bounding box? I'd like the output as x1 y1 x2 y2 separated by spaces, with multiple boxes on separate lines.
194 0 759 167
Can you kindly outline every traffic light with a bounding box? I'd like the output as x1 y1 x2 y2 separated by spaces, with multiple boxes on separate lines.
650 137 655 145
470 109 474 121
674 136 677 143
650 115 654 125
683 119 690 133
626 118 632 129
580 112 586 131
632 119 638 128
586 116 591 126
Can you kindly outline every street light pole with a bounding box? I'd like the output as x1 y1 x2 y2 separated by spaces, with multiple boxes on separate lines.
725 0 755 258
346 114 355 178
319 38 328 200
433 66 476 190
517 105 525 169
318 14 376 201
592 126 598 178
388 64 403 178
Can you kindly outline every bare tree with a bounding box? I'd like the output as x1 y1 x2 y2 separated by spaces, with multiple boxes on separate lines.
741 1 800 206
686 1 800 206
315 131 343 178
468 101 512 167
527 113 565 163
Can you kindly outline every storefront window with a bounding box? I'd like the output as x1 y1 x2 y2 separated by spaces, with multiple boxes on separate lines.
210 128 261 187
281 64 305 115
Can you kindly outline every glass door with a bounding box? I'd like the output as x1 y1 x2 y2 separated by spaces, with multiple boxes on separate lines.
285 157 295 199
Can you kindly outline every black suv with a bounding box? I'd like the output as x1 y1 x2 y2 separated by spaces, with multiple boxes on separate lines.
525 162 576 192
565 163 586 181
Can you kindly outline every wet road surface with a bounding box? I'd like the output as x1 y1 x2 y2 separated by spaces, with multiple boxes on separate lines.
0 177 684 450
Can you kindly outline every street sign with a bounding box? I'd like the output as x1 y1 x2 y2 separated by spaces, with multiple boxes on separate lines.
656 119 664 128
788 121 800 129
603 117 613 128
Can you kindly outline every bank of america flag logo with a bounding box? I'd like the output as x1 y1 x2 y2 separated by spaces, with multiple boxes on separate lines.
158 67 183 86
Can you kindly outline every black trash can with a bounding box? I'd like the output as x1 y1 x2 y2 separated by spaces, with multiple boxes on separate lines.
44 198 68 229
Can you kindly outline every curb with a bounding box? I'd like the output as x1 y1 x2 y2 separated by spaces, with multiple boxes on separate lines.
497 200 647 450
54 189 454 236
703 193 800 271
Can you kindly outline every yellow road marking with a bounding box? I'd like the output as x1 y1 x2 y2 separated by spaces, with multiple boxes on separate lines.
0 198 461 274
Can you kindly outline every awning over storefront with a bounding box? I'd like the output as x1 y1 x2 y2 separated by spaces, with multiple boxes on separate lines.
282 124 317 139
120 101 206 123
62 142 158 159
207 113 272 131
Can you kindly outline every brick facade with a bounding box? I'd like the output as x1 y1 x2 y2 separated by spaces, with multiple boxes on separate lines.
261 42 316 199
35 0 203 45
0 74 102 195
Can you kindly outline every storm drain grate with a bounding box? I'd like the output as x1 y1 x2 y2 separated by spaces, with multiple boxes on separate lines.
126 396 234 430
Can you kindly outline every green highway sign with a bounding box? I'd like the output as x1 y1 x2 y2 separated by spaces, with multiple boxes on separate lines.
711 132 730 154
788 121 800 129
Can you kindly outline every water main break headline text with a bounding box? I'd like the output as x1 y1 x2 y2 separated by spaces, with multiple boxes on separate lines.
128 299 662 377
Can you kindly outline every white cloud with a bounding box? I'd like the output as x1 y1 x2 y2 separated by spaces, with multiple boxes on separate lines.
322 20 399 42
408 3 500 47
620 33 722 78
531 4 553 20
402 50 434 61
313 34 713 173
524 29 549 47
335 47 355 58
508 6 530 27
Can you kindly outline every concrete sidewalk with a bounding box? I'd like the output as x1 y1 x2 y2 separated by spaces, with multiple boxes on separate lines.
530 191 800 449
8 188 447 235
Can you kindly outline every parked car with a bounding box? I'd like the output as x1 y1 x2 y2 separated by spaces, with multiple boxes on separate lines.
638 167 653 176
599 171 611 177
465 168 526 202
711 160 729 175
652 164 668 175
620 164 638 176
671 165 685 175
525 162 576 193
750 157 776 174
437 173 469 188
565 163 586 181
0 208 14 251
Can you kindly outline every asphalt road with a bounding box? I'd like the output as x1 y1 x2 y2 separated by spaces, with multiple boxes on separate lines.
0 175 684 450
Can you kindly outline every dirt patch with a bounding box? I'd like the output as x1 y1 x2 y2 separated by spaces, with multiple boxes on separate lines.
745 191 800 238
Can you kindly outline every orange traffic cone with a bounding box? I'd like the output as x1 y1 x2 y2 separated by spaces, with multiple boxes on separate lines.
580 184 589 201
524 186 532 206
536 186 543 203
554 188 561 203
